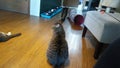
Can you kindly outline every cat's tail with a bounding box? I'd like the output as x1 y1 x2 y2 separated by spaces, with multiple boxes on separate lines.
8 33 21 39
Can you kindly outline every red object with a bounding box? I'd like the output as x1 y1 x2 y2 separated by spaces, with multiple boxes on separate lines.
100 10 105 14
74 15 84 25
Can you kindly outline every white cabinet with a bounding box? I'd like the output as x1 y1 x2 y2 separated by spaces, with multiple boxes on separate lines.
30 0 41 16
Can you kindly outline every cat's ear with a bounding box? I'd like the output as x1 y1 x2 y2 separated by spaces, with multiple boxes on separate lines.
55 24 60 28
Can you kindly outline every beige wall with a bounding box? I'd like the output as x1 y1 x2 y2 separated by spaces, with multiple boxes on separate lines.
116 1 120 13
116 7 120 13
0 0 29 14
99 0 120 13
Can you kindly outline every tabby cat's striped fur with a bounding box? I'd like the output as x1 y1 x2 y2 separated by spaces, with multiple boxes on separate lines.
47 22 69 67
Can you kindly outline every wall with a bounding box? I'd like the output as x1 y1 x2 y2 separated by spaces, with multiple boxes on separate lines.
116 1 120 13
0 0 62 16
98 0 120 13
40 0 61 13
116 7 120 13
87 0 100 10
0 0 29 14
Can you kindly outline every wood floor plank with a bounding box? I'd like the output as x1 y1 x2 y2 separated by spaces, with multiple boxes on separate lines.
0 10 95 68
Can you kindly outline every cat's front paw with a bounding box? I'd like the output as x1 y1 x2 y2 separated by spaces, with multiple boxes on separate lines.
7 32 11 36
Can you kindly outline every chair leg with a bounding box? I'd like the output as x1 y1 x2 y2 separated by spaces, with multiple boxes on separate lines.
82 26 87 37
61 8 68 22
94 43 104 59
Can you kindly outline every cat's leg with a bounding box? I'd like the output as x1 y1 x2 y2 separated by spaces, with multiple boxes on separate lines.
47 58 57 66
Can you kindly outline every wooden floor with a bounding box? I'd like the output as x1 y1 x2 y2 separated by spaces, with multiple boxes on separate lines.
0 10 96 68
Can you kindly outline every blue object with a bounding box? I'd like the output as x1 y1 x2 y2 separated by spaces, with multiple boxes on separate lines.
41 7 63 19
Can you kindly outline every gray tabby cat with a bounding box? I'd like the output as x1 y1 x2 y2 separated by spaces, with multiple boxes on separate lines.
47 22 69 68
0 32 21 42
